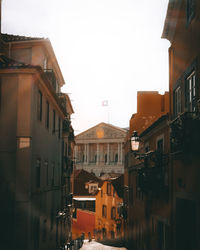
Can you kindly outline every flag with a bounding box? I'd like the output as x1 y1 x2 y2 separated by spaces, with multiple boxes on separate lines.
102 100 108 106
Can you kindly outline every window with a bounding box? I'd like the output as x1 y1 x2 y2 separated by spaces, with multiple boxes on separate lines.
157 138 164 152
37 90 43 121
36 159 41 188
145 143 149 153
174 86 181 117
42 219 47 242
111 207 116 219
52 163 55 186
185 71 196 112
45 101 49 129
105 154 107 163
94 154 97 163
102 205 107 218
101 190 103 197
58 117 61 138
186 0 195 25
115 154 118 163
43 57 48 70
107 183 111 195
45 161 48 186
52 110 56 133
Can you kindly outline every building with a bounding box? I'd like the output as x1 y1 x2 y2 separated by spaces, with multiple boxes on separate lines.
124 91 169 248
95 175 124 241
72 169 103 240
162 1 200 249
129 114 170 250
74 122 128 177
0 21 74 250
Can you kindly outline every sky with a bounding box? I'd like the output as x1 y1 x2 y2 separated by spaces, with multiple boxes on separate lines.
2 0 170 134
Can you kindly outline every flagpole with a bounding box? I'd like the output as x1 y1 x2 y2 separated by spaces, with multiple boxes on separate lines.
102 100 109 124
107 106 110 124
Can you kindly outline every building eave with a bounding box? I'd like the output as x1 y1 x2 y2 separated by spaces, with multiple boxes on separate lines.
161 0 182 42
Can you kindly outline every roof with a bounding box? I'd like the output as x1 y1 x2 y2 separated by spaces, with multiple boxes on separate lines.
111 175 124 198
73 169 103 196
76 122 128 138
1 33 46 43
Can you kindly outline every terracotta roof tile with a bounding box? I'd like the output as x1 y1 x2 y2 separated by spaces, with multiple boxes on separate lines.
1 33 45 42
73 169 103 196
111 175 124 198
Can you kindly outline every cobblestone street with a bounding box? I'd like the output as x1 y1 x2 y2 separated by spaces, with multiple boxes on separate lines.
79 240 127 250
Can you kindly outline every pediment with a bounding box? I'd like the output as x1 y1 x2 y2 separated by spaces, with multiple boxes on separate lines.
76 123 127 141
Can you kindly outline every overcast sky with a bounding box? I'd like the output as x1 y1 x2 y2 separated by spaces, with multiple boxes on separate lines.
2 0 170 134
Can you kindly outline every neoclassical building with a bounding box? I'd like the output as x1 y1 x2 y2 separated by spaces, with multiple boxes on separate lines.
74 123 128 177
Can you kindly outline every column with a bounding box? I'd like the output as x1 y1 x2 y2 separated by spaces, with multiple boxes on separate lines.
107 143 110 165
84 144 87 164
120 143 123 164
86 144 89 164
118 143 120 164
97 143 100 165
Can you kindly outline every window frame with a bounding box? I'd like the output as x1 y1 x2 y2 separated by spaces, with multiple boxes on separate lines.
107 182 111 196
45 101 49 129
174 86 182 117
102 205 107 218
185 70 196 112
156 134 164 153
111 206 116 220
52 110 56 134
37 90 43 121
36 159 41 188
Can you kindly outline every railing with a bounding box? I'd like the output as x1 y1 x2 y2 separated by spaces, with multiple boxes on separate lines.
64 156 73 175
132 151 169 198
63 119 71 133
170 111 200 154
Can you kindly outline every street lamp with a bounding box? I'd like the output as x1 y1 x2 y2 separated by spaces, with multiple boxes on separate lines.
131 131 140 153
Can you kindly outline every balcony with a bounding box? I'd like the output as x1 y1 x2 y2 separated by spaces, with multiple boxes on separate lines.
170 112 200 154
64 156 73 175
63 119 71 133
137 152 169 198
44 69 57 91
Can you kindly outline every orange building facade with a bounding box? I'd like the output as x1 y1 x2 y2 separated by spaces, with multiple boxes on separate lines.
124 91 169 248
95 175 124 240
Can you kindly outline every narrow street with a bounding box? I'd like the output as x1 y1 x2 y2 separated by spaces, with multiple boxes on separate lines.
79 240 127 250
